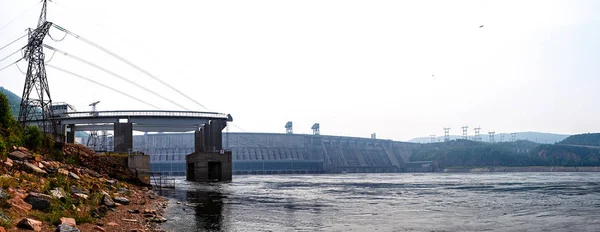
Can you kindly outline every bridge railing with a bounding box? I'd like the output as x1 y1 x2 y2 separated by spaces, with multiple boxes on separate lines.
60 110 229 119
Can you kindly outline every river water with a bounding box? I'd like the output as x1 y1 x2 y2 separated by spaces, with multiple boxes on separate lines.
156 173 600 232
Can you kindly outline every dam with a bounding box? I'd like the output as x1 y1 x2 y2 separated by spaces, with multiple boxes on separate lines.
130 132 432 175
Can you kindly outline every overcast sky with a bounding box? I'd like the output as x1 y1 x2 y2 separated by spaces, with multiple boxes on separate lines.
0 0 599 141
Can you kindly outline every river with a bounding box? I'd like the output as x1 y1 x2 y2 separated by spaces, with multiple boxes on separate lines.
156 173 600 231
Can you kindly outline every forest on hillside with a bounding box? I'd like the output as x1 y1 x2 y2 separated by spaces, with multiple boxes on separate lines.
558 133 600 147
410 139 600 167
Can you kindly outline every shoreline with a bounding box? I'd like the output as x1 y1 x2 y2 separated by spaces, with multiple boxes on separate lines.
443 166 600 173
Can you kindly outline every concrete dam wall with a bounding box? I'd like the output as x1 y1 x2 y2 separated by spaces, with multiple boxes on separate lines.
133 132 417 175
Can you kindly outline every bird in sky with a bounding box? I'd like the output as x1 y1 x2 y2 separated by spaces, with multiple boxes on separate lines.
479 25 484 28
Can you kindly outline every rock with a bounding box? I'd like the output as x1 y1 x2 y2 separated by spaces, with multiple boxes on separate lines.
71 186 88 195
60 217 76 227
4 158 13 167
113 197 130 205
23 162 47 175
93 226 106 232
58 169 69 176
9 150 31 161
177 201 181 204
17 146 29 152
68 172 81 180
127 209 140 214
102 193 115 208
91 205 109 218
82 169 102 178
74 193 88 200
148 195 155 199
33 155 42 162
106 179 117 185
17 218 42 231
55 224 80 232
50 188 66 200
8 188 26 199
142 209 156 217
151 216 167 223
107 222 119 226
115 203 122 206
38 162 45 169
8 196 32 212
142 187 148 191
24 193 52 211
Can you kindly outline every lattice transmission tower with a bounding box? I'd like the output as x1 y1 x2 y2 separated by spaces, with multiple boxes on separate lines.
18 0 57 136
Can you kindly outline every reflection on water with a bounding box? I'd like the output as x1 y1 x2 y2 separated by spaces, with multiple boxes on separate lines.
157 173 600 232
187 190 224 231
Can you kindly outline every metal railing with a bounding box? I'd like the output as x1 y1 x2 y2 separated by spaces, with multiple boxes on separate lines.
60 110 229 119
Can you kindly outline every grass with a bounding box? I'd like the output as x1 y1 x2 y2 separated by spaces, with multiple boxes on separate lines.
28 194 96 226
0 210 13 228
0 175 17 189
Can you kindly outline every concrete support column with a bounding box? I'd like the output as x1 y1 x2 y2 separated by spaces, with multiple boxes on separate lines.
66 124 75 143
114 122 133 153
195 127 205 153
203 120 226 152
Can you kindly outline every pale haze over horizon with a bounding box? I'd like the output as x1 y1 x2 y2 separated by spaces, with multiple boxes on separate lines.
0 0 599 141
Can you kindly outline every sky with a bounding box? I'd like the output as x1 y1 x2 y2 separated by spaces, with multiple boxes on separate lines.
0 0 599 141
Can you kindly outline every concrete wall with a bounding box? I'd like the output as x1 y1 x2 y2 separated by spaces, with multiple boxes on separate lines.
127 153 150 184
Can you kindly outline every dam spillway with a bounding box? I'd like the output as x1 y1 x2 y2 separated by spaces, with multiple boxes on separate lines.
132 132 426 175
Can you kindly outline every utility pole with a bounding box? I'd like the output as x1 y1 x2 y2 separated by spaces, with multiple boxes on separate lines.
510 133 517 142
488 131 495 143
461 125 468 140
443 127 450 142
500 133 505 142
430 134 436 143
86 101 100 150
474 127 481 141
19 0 57 136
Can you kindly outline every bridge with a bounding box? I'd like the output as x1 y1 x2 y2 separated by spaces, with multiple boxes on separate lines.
47 110 232 154
55 110 231 132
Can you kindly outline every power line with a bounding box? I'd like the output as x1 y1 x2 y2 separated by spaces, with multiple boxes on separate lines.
0 58 23 74
0 34 27 53
0 2 41 33
0 47 25 64
46 64 161 109
52 23 210 111
43 44 191 111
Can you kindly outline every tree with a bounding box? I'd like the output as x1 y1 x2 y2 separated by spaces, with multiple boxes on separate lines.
0 93 11 133
24 125 43 151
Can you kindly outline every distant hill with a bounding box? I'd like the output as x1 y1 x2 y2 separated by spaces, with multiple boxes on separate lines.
409 132 569 144
0 86 21 118
558 133 600 147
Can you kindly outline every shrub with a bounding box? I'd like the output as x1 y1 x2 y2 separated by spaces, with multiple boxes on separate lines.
24 125 43 151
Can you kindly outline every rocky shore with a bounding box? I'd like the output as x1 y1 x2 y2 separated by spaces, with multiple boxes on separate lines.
443 166 600 173
0 145 169 232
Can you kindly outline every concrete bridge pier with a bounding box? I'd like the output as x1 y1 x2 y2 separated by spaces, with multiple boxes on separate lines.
114 121 133 153
186 120 232 182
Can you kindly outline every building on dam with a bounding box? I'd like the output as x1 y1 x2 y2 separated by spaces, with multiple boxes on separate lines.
128 132 430 175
